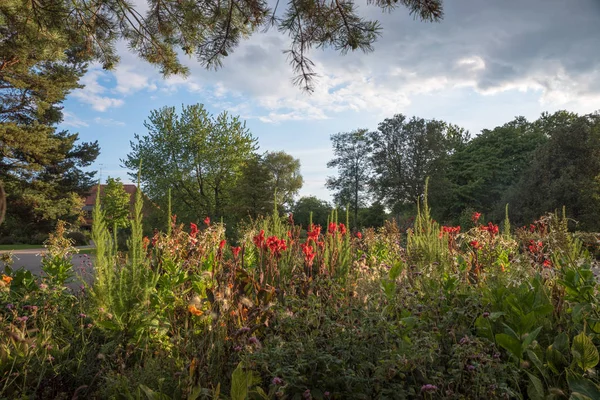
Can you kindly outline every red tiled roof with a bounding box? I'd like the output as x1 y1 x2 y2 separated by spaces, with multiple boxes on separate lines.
84 184 138 207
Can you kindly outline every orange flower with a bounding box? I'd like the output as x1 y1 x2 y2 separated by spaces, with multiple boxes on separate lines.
188 304 203 316
2 274 12 284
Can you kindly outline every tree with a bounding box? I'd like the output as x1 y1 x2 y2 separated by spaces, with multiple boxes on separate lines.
291 196 332 229
263 151 303 211
123 104 258 224
229 155 273 219
434 111 579 224
1 0 443 91
102 177 131 230
508 112 600 229
326 129 372 227
0 130 99 242
369 114 469 213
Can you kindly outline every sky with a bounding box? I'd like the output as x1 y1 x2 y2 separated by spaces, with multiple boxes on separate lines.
58 0 600 202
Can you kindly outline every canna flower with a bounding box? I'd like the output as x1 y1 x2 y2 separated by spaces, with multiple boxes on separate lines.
480 222 499 237
356 231 362 239
190 223 199 238
204 216 211 226
307 224 321 242
338 223 347 235
188 304 203 316
469 240 482 250
543 259 552 268
301 242 316 265
2 274 12 285
219 239 226 250
328 222 337 235
472 212 481 223
253 230 266 249
231 246 242 258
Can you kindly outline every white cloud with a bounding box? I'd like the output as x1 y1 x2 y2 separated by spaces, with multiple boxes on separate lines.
93 117 126 126
71 68 125 111
62 112 89 128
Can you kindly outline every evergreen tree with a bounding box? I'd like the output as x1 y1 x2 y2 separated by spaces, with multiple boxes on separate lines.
0 0 443 91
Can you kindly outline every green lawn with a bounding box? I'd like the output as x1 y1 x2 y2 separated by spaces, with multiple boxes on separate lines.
0 244 44 250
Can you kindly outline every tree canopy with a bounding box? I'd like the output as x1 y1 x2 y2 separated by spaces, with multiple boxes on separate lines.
124 104 258 223
1 0 443 91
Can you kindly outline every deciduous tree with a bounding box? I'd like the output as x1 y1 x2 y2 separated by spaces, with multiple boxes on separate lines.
326 129 372 227
123 104 257 223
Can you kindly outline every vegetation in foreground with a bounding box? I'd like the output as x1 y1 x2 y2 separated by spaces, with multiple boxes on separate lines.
2 186 600 400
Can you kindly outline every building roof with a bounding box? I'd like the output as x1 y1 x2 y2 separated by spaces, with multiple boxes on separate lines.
84 184 138 207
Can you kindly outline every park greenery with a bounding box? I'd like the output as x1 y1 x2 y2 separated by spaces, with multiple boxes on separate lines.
4 1 600 398
4 183 600 399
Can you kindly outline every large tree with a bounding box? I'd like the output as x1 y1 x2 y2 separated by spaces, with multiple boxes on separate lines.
291 196 332 229
231 151 303 219
508 112 600 229
124 104 257 223
369 114 469 213
326 129 372 227
434 110 579 224
1 0 443 91
263 151 303 211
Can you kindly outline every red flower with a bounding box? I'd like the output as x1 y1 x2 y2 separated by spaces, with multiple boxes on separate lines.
231 246 241 258
301 242 316 264
204 216 211 226
338 223 347 236
529 224 536 233
440 226 461 238
356 232 362 239
253 230 266 249
219 239 226 250
328 222 337 235
190 222 199 238
307 224 321 242
472 212 481 223
480 222 499 237
266 236 287 257
470 240 482 250
543 259 552 268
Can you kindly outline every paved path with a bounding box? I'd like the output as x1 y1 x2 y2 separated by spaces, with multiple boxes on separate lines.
0 247 95 287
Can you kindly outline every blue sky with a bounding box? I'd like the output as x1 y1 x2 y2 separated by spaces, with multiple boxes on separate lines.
58 0 600 202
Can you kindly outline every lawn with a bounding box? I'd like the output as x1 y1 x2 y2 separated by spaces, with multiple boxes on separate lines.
0 244 44 251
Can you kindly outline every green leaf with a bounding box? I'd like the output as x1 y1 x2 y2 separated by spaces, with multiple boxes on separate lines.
567 371 600 399
526 371 545 400
230 362 260 400
523 326 543 349
527 349 547 379
139 385 171 400
547 333 570 374
496 333 523 359
571 332 599 371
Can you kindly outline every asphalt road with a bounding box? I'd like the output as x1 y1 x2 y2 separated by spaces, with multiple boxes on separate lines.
0 248 95 287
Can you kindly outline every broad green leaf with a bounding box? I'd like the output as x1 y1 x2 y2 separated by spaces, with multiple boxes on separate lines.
496 333 522 359
523 326 543 349
567 371 600 399
475 316 494 341
527 349 547 379
526 372 545 400
571 333 599 371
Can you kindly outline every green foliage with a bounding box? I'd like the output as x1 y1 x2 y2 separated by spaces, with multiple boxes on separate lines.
291 196 332 229
370 114 469 211
102 177 131 230
124 104 258 224
326 129 372 228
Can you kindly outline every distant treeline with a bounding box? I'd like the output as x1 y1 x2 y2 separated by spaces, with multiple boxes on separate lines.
325 110 600 231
